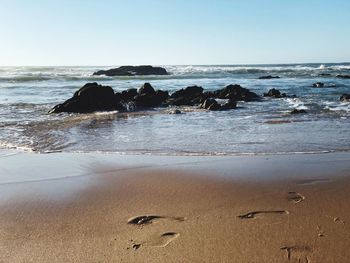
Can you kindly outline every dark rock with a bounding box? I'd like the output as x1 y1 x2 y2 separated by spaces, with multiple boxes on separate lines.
259 75 280 79
134 83 168 107
221 100 237 110
93 66 168 76
200 98 223 111
48 82 123 114
291 109 307 114
167 86 204 106
170 86 203 99
138 82 156 96
216 84 260 102
168 109 182 114
336 74 350 79
155 90 169 102
340 94 350 102
134 94 162 107
201 98 216 109
168 97 194 106
208 102 221 111
312 82 325 88
114 92 122 102
263 88 286 98
319 73 331 76
121 88 138 101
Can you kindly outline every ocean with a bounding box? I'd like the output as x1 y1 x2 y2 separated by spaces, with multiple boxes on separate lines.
0 63 349 155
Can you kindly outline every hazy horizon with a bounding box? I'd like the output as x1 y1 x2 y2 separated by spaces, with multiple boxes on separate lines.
1 62 350 68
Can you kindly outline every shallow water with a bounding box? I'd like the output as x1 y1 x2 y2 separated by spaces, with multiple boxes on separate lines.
0 64 349 154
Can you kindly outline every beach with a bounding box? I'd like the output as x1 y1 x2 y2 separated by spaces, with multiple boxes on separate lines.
1 151 350 262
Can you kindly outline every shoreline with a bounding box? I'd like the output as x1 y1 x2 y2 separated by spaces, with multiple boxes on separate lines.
1 151 350 262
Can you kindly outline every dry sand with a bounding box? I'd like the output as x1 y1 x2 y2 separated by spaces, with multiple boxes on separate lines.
0 152 350 262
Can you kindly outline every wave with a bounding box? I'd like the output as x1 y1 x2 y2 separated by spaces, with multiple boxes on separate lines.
1 63 350 83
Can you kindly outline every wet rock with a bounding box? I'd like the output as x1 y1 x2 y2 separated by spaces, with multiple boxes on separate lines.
258 75 280 79
48 82 123 114
134 94 163 107
200 98 236 111
170 86 203 99
312 82 325 88
93 65 168 76
290 109 307 114
201 98 217 109
168 109 182 114
134 83 168 107
138 82 156 96
121 88 138 101
263 88 286 98
216 84 260 102
336 74 350 79
168 86 204 106
168 96 194 106
155 90 169 102
340 94 350 102
221 100 237 110
319 73 331 76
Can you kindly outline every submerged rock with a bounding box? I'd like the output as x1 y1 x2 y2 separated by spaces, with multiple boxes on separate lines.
263 88 286 98
221 100 237 110
200 98 237 111
290 109 307 114
312 82 325 88
93 65 168 76
48 82 123 114
168 109 182 114
340 94 350 102
319 73 331 76
336 74 350 79
258 75 280 79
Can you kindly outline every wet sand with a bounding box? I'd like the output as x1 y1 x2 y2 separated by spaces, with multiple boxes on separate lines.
1 152 350 262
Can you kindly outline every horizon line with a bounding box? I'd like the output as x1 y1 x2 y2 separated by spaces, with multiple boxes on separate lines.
1 61 350 67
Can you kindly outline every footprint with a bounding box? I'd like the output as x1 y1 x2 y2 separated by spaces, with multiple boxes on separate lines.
333 217 345 224
237 210 289 219
280 245 311 263
296 178 330 185
129 232 180 250
288 192 305 204
128 215 185 225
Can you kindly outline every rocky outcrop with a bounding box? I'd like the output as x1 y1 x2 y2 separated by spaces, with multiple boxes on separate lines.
263 88 286 98
258 75 280 79
93 66 168 76
49 82 258 114
340 94 350 102
48 82 124 114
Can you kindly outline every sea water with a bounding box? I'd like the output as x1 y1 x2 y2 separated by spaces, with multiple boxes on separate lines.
0 64 349 155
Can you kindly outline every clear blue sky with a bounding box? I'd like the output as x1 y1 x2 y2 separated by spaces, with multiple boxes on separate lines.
1 0 349 66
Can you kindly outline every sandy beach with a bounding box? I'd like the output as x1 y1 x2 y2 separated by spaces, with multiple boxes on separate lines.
0 152 349 262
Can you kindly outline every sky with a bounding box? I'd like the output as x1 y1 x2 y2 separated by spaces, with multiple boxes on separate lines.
1 0 350 66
